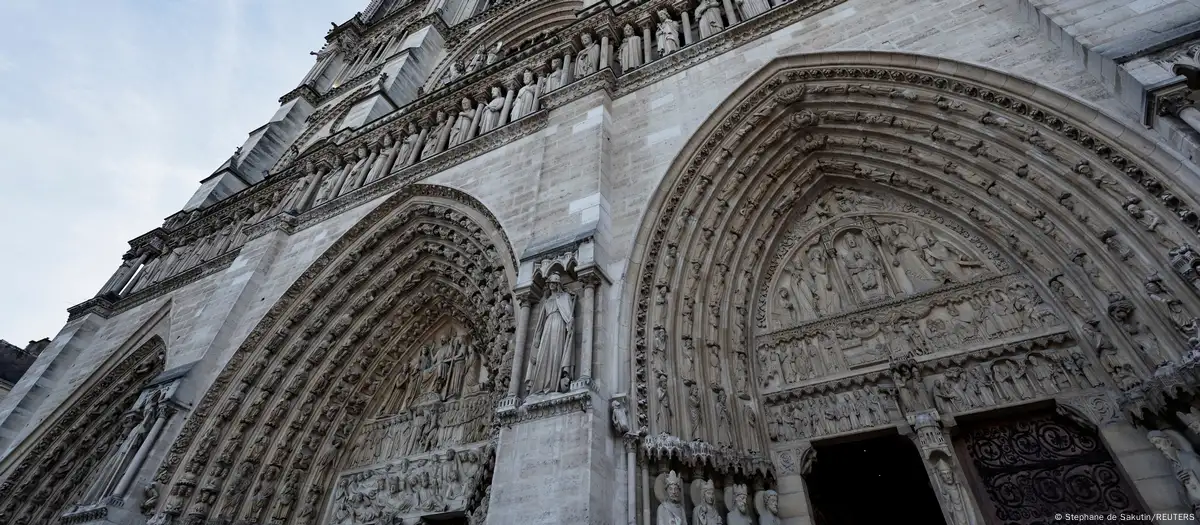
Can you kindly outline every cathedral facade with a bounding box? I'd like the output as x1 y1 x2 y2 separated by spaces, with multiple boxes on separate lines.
4 0 1200 524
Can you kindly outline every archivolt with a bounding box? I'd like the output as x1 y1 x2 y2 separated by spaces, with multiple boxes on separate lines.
146 184 517 525
623 51 1200 458
0 336 166 524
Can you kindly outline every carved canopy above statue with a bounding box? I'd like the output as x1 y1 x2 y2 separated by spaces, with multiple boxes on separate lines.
622 51 1200 477
144 184 517 525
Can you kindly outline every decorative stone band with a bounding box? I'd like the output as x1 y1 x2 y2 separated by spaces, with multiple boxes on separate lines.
59 505 109 525
66 249 242 322
496 387 592 426
641 431 774 477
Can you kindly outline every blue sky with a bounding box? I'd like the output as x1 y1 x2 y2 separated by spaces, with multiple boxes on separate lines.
0 0 361 345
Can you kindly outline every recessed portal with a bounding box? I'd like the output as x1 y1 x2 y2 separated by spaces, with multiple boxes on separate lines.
806 434 947 525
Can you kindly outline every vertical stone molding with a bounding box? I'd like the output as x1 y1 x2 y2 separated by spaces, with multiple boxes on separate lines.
903 411 986 525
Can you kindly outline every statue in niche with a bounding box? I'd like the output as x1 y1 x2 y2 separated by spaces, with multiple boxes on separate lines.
1108 296 1168 367
656 10 681 56
449 98 476 147
443 333 469 398
485 41 504 65
687 382 702 438
510 70 539 121
527 272 576 394
807 246 840 314
396 121 420 166
479 86 505 134
611 399 631 435
657 371 673 429
420 111 450 160
575 33 600 78
693 479 723 525
465 48 484 73
657 471 688 525
756 490 781 525
932 457 974 525
891 363 932 412
734 351 750 399
916 228 982 284
1048 277 1090 319
727 484 752 525
1149 430 1200 512
618 24 643 71
714 387 734 445
737 0 770 19
695 0 724 39
547 57 564 92
775 287 801 329
883 223 937 293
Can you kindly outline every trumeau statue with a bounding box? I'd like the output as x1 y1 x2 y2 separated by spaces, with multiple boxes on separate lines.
1149 429 1200 512
932 457 974 525
618 24 643 71
657 471 688 525
656 10 681 56
527 272 576 394
575 33 600 78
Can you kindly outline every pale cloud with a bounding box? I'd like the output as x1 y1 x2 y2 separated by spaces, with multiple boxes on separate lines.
0 1 361 345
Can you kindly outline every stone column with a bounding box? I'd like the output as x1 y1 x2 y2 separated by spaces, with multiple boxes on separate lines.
677 2 694 46
623 434 638 525
507 295 533 399
640 19 654 65
561 50 575 86
99 250 149 298
721 0 740 26
599 32 613 72
577 276 598 386
113 403 175 499
499 80 517 128
468 99 485 141
410 125 430 165
904 411 986 525
770 442 815 525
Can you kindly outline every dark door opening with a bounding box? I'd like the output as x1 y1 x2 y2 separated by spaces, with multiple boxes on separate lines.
806 433 947 525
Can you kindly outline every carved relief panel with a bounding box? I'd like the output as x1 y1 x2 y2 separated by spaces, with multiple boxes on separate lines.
328 322 496 524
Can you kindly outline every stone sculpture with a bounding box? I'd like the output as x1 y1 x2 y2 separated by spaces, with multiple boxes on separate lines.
726 484 752 525
696 0 724 39
449 98 476 147
511 70 539 121
1149 429 1200 512
656 10 681 56
575 33 600 78
545 58 565 92
692 479 721 525
619 24 643 71
738 0 770 19
527 272 576 394
755 490 780 525
611 398 632 435
657 471 688 525
480 86 505 134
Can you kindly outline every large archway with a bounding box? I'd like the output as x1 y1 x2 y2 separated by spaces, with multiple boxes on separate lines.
624 52 1200 522
144 184 518 525
0 336 167 524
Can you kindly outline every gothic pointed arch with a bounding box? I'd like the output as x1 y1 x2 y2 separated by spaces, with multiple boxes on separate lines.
145 184 517 525
0 334 167 524
623 51 1200 481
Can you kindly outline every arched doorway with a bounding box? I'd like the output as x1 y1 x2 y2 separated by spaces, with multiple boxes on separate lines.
143 184 518 525
623 51 1198 523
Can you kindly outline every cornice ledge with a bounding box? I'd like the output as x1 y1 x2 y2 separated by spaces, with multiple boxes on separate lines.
244 212 298 242
279 83 321 105
66 296 116 322
497 388 594 426
641 432 773 477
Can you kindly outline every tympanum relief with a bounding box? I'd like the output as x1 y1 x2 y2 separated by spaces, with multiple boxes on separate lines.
328 324 497 524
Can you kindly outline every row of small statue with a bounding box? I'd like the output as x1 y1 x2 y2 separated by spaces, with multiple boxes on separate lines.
656 472 781 525
329 448 488 525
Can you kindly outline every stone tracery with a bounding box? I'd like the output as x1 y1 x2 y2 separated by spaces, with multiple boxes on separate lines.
622 52 1200 518
143 184 516 525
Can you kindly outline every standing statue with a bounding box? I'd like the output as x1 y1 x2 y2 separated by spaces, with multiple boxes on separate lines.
465 48 484 73
658 471 688 525
918 230 981 283
807 247 840 314
545 57 565 92
695 0 725 39
527 272 576 394
449 98 476 147
618 24 644 71
511 70 539 121
479 86 505 134
485 41 504 65
933 457 975 525
885 223 937 293
756 490 781 525
575 33 600 78
692 479 722 525
726 484 752 525
420 111 450 160
656 10 681 56
738 0 770 18
611 398 632 435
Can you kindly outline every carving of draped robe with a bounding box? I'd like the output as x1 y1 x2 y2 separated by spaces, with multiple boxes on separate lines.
479 94 505 134
528 289 576 393
890 228 936 292
618 33 643 71
575 42 600 78
420 119 449 160
511 81 539 121
545 66 564 92
448 108 475 147
694 503 722 525
738 0 771 19
696 0 724 39
657 501 687 525
656 19 681 56
922 236 980 283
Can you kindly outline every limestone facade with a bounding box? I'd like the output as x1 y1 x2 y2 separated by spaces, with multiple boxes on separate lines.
4 0 1200 524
